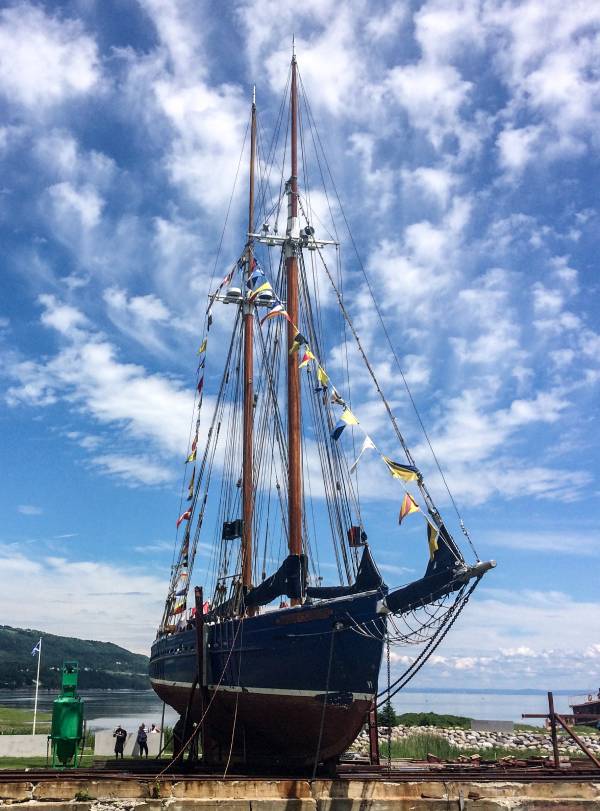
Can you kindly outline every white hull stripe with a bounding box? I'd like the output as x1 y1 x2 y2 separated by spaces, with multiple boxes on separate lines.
150 677 373 702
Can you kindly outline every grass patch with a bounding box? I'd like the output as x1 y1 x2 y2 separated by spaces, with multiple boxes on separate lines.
0 706 51 735
0 749 95 769
380 733 548 761
394 712 471 729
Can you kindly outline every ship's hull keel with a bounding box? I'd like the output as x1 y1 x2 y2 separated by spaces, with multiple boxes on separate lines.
152 680 371 766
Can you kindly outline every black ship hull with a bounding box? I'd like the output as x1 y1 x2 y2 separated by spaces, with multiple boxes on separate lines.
150 590 385 765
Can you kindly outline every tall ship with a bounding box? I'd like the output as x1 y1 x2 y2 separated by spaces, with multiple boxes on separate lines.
149 53 495 768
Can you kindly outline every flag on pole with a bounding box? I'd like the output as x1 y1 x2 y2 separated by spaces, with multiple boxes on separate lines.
31 639 41 656
172 601 186 615
382 457 420 481
331 408 359 440
197 338 207 355
197 375 204 396
349 435 376 473
298 349 316 368
399 493 420 524
427 523 439 561
176 509 191 528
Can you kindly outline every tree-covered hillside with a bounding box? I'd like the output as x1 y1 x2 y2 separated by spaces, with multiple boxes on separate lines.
0 625 150 689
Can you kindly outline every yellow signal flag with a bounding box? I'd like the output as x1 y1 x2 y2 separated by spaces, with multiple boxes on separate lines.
317 366 329 388
249 280 272 300
340 408 359 426
197 338 207 355
382 456 419 481
427 523 439 561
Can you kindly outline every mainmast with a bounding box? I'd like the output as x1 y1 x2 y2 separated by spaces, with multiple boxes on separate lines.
286 55 302 589
242 86 256 598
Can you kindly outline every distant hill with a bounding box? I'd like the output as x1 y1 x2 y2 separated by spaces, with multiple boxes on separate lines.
0 625 149 690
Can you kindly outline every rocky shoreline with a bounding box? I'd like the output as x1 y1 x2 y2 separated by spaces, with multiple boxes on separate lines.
352 724 600 759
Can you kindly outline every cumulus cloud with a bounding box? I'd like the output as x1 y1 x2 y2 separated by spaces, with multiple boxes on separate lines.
5 295 195 485
0 3 100 109
0 546 165 651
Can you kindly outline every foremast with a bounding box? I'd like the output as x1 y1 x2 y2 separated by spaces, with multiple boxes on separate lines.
242 87 257 600
286 54 302 601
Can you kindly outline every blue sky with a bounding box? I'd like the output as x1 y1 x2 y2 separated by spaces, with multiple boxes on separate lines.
1 0 599 692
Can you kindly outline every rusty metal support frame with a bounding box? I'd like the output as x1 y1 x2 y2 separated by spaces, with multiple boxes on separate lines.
368 701 380 766
521 691 600 770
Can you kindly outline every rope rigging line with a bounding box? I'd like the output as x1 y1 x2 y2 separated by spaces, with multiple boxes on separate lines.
375 576 481 707
296 70 479 563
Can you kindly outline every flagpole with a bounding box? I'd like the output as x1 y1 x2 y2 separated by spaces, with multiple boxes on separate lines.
32 638 41 735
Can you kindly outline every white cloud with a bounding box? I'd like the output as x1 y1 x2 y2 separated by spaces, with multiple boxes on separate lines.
497 125 544 174
38 294 88 336
103 287 180 354
386 60 474 155
93 454 174 487
485 528 600 556
5 296 194 460
17 505 43 516
47 181 104 230
0 546 165 652
0 3 100 109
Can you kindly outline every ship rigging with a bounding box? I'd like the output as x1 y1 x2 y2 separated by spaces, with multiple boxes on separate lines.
149 53 495 769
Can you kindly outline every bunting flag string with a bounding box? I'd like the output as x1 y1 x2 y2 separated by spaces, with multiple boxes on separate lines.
316 366 329 389
289 332 307 355
261 301 290 324
399 492 420 524
249 280 273 300
298 349 316 369
349 435 376 473
176 509 191 528
197 375 204 396
382 456 420 481
187 468 195 501
197 338 207 355
186 433 198 463
331 408 359 441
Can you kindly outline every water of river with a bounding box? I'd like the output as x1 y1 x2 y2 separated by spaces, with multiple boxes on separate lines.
0 688 574 732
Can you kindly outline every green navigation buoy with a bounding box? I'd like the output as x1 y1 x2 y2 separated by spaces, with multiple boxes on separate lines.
49 661 85 768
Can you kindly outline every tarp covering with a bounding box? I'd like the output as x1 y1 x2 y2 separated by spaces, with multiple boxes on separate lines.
244 554 308 608
306 545 387 599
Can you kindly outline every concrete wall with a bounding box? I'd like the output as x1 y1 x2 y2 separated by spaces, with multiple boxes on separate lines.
0 734 48 757
94 731 161 757
471 719 514 732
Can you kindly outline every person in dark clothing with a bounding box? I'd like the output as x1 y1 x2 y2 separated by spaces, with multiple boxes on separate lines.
137 723 148 757
113 725 127 759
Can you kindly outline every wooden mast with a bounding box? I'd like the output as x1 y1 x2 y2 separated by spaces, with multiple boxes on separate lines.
242 87 256 598
286 53 302 594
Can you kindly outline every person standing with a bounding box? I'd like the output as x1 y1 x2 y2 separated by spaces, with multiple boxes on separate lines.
137 723 148 758
113 725 127 760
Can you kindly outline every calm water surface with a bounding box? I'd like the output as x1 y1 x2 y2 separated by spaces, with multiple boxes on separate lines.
0 688 574 732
